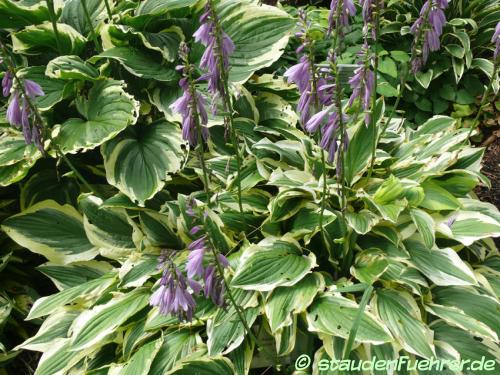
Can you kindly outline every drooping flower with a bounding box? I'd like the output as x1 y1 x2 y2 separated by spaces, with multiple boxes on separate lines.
328 0 356 34
194 2 235 110
493 22 500 60
150 253 197 321
170 45 209 147
410 0 449 72
284 56 311 93
24 79 44 98
2 71 12 97
348 44 375 125
203 264 225 307
360 0 384 38
186 235 207 278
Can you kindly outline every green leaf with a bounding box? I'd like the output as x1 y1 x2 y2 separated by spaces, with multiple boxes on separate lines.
101 121 184 205
409 208 435 247
217 0 294 83
445 44 465 58
405 240 477 286
375 289 435 358
46 55 99 81
207 289 260 355
447 211 500 246
351 249 389 285
60 0 106 37
12 22 86 55
415 69 433 89
90 47 177 82
231 236 317 291
70 288 150 351
148 329 200 375
265 273 324 333
471 58 494 79
414 116 456 136
37 260 111 290
378 57 397 78
53 79 139 154
425 304 498 342
419 180 461 211
2 200 98 264
306 294 392 344
135 0 198 15
120 336 163 375
79 194 138 258
168 356 236 375
27 274 116 319
345 210 380 235
0 0 50 29
0 134 41 168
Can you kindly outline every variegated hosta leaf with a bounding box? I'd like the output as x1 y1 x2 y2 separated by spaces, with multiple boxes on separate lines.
265 273 324 333
27 273 116 320
167 356 236 375
1 200 99 264
102 121 184 206
120 336 163 375
135 0 198 16
374 289 436 358
405 239 477 286
53 79 139 154
351 249 389 285
0 134 42 187
46 55 99 81
207 289 260 355
217 0 294 83
346 210 380 235
12 22 86 55
69 288 150 351
60 0 106 37
148 329 201 375
433 287 500 338
0 0 51 28
409 208 435 247
231 236 317 291
306 293 392 344
37 260 112 290
90 47 178 82
79 194 139 259
446 211 500 246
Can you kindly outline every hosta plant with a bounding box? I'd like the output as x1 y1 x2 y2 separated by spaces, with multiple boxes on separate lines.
0 0 498 375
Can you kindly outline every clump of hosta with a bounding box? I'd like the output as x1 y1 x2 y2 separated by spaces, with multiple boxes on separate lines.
149 199 228 321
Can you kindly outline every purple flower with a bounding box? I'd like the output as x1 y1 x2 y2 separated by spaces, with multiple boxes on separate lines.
284 56 311 93
150 265 196 321
194 3 235 111
410 0 448 72
493 22 500 60
24 79 44 98
6 92 22 126
360 0 384 38
203 265 225 307
170 76 209 147
186 235 207 278
348 45 375 125
306 109 347 163
328 0 356 34
2 71 12 97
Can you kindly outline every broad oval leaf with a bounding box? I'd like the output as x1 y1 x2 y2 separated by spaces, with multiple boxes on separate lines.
1 200 98 264
53 79 139 154
231 236 317 291
306 294 392 344
101 121 184 205
0 0 50 28
46 55 99 81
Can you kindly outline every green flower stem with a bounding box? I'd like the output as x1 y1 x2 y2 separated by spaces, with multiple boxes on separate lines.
464 61 499 143
104 0 113 20
341 285 374 363
81 0 101 52
208 0 244 216
45 0 62 54
0 43 97 196
367 0 381 180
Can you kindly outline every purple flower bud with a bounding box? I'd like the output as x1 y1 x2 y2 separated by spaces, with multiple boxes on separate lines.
284 56 311 93
305 108 329 133
24 79 44 98
348 51 374 126
493 22 500 60
187 247 205 278
2 71 12 97
328 0 356 34
6 92 22 126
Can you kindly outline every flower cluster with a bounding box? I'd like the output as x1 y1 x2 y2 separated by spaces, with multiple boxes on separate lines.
410 0 449 73
493 22 500 60
348 43 375 125
194 1 235 111
2 70 44 151
170 44 209 147
360 0 384 38
328 0 356 34
149 200 229 321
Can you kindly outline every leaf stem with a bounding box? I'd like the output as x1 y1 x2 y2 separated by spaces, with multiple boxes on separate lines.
104 0 113 20
81 0 101 52
45 0 63 54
